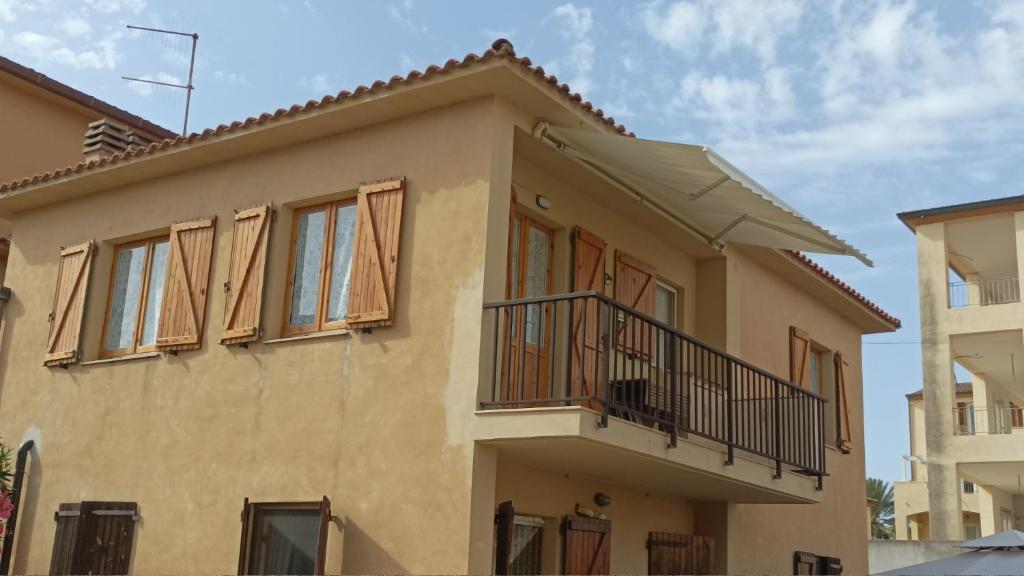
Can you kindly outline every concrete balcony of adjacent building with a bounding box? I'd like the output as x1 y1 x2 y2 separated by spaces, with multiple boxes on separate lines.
474 291 826 506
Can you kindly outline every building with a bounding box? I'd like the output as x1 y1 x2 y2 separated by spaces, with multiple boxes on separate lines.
896 197 1024 543
0 40 898 575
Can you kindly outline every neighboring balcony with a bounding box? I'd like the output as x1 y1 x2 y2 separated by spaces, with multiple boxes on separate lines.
948 276 1020 308
475 291 827 504
953 403 1024 436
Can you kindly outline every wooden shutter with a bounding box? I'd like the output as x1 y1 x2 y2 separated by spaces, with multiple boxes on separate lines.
614 250 655 358
835 352 853 453
563 515 610 576
494 501 515 576
346 178 405 329
44 242 94 367
221 206 271 345
790 327 811 388
237 498 251 576
157 217 216 351
647 533 715 576
50 502 137 576
315 496 331 575
572 228 606 402
50 503 82 575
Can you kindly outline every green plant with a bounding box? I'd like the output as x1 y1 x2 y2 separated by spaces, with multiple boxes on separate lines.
867 477 895 539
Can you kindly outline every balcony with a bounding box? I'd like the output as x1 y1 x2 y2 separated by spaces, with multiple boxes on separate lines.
477 292 826 501
948 276 1020 308
953 403 1024 435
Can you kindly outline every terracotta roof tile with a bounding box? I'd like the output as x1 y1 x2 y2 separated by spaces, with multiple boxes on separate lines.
906 382 972 399
0 39 632 195
786 251 901 328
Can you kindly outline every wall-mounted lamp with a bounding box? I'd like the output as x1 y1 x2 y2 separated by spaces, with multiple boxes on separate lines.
593 492 612 508
536 195 552 210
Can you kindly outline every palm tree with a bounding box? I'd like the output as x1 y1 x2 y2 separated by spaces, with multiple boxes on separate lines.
867 477 895 539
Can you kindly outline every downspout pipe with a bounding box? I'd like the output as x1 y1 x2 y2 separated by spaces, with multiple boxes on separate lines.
0 440 34 576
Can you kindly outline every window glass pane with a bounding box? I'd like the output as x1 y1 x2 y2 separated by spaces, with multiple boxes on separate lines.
524 225 549 345
809 350 821 394
655 284 675 327
326 204 357 324
289 209 326 328
105 244 147 351
139 240 169 346
249 508 319 575
509 520 544 575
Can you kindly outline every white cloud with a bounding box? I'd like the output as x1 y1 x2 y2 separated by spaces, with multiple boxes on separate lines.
550 3 595 95
56 16 91 38
641 0 803 64
300 72 331 95
9 30 120 70
674 66 794 130
212 70 249 87
126 71 181 96
387 1 425 34
82 0 145 14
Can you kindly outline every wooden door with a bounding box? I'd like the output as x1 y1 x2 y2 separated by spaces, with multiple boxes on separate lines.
571 227 606 406
648 532 715 576
502 213 554 404
563 515 610 576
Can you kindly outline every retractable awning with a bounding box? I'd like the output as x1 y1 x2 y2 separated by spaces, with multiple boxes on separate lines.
538 124 872 266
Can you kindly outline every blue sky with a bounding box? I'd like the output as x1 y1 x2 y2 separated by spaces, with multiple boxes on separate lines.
3 0 1024 484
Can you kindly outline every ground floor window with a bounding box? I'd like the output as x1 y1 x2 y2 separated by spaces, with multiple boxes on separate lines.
794 551 842 575
238 497 331 576
49 501 138 575
508 515 545 575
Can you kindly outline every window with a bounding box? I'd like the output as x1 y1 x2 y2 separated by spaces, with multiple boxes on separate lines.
283 200 357 335
101 236 169 357
809 346 825 396
508 516 544 575
794 551 842 575
962 480 976 494
50 501 138 575
655 281 677 368
1002 508 1014 532
238 499 331 576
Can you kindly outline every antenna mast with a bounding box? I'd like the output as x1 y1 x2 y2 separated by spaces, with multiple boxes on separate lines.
122 25 198 136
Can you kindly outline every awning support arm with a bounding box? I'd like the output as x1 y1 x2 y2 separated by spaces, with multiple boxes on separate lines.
689 175 730 201
710 215 748 242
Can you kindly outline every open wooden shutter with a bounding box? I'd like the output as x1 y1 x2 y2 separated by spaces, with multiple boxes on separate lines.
572 228 606 402
494 501 515 576
44 242 94 367
315 496 331 575
237 498 251 576
790 327 811 388
50 503 82 575
157 217 216 351
346 178 405 329
564 515 610 576
835 352 853 453
647 533 715 576
221 206 271 345
614 251 655 358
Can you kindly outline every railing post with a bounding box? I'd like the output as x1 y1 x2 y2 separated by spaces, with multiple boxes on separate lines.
601 298 611 428
816 396 825 490
725 358 734 465
669 332 678 448
773 378 782 479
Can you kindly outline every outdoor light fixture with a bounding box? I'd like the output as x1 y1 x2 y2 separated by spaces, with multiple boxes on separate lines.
536 195 552 210
593 493 612 508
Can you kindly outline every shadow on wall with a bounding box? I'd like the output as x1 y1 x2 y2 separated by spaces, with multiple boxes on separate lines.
339 516 408 575
11 443 42 576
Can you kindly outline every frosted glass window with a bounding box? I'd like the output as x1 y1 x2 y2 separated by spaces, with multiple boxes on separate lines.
139 240 169 346
104 244 147 351
326 204 357 324
288 209 326 328
655 282 677 368
523 225 549 345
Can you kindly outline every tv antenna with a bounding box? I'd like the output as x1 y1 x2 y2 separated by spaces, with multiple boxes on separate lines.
122 25 198 136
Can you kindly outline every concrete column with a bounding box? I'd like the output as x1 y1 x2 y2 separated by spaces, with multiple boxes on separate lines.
466 445 498 574
917 222 963 541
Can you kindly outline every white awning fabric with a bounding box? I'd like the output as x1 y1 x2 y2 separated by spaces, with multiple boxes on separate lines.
540 125 872 266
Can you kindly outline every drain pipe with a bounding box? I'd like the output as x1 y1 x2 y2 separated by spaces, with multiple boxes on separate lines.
0 440 34 576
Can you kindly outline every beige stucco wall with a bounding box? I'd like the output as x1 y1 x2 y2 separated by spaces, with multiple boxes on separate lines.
0 97 500 575
0 75 99 186
724 247 870 576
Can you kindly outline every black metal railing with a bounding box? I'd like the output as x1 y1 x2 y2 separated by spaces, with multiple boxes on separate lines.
482 291 826 483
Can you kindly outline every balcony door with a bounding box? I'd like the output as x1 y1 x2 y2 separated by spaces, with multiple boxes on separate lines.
502 212 553 404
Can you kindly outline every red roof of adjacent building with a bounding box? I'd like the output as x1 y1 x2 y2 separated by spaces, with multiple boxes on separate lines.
0 55 176 140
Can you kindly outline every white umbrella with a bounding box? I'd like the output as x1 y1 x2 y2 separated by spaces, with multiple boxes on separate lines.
877 531 1024 575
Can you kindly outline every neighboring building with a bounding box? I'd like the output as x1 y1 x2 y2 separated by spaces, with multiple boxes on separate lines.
0 40 898 575
896 197 1024 543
